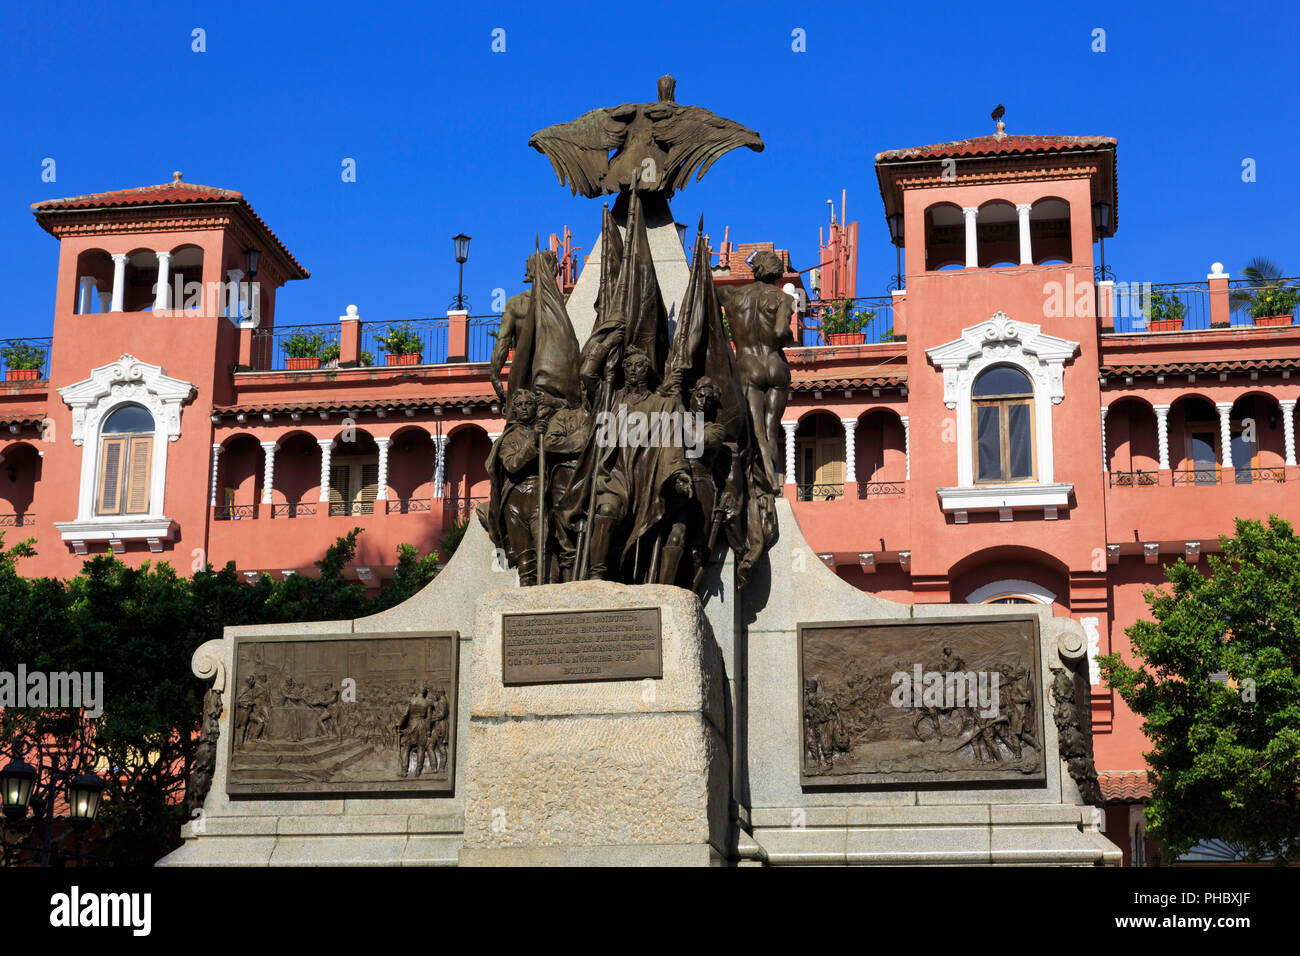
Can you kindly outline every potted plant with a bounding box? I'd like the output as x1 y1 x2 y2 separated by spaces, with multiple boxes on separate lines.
1 343 46 381
376 325 423 365
282 332 328 370
319 342 341 368
1143 290 1186 332
822 300 873 345
1249 285 1298 327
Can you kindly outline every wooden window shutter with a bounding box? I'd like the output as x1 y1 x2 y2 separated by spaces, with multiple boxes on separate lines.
125 437 153 514
97 438 126 514
329 464 351 516
355 462 380 516
817 440 845 487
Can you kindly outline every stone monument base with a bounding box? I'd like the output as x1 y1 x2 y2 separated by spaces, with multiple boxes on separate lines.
458 581 731 866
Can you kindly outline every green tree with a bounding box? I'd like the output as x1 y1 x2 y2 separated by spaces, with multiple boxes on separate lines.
1099 515 1300 863
0 528 440 866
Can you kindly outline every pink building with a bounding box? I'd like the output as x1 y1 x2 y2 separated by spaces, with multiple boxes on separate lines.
3 131 1296 865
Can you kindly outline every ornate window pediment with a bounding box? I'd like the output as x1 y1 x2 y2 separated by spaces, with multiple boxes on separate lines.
58 354 194 447
926 312 1078 409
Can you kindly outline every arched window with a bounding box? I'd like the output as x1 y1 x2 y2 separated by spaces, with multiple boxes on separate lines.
973 366 1034 482
96 404 154 515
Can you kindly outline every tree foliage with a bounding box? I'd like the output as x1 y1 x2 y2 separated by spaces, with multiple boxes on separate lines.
1099 515 1300 863
0 529 438 866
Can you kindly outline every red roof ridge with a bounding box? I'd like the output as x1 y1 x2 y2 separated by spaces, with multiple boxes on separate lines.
31 176 244 210
876 133 1117 163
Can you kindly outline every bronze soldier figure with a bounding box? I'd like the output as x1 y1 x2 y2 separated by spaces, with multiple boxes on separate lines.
396 685 435 778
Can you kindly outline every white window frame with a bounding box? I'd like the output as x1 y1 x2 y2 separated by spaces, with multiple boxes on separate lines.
54 354 194 552
927 312 1079 519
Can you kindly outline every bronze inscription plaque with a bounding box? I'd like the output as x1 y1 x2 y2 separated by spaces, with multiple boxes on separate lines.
227 631 458 796
502 608 662 685
799 615 1044 787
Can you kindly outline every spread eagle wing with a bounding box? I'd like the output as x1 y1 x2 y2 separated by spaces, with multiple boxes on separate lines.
651 105 764 196
528 108 629 198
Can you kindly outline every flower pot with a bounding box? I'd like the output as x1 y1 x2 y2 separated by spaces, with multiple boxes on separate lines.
286 357 321 370
826 332 866 346
1254 314 1295 327
1148 319 1183 332
386 352 422 366
5 368 40 381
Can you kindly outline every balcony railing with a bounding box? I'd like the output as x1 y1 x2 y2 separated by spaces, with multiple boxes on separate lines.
859 481 906 498
370 317 448 365
250 323 342 371
1109 470 1159 487
1233 466 1286 484
271 502 317 518
443 496 486 523
797 297 896 347
1109 277 1299 334
0 513 36 527
386 497 432 514
795 483 845 501
0 337 53 381
1172 469 1220 486
469 317 501 363
213 504 259 520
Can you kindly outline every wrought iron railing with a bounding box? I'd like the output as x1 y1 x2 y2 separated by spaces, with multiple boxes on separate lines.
0 513 36 527
271 502 317 518
858 481 906 498
0 337 53 381
250 323 342 371
469 316 502 363
213 504 259 520
795 483 845 501
1172 468 1220 485
1233 466 1286 484
370 317 448 365
386 497 432 514
797 297 896 347
1111 283 1210 333
1109 470 1159 487
1228 278 1300 326
443 496 486 523
329 500 377 517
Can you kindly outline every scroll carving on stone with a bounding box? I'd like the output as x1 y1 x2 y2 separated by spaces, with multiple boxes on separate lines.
798 616 1046 787
226 632 458 796
479 76 783 594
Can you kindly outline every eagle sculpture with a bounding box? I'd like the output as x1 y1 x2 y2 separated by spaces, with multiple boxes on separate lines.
528 75 764 199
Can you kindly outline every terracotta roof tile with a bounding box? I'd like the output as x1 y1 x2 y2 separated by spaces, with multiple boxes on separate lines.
875 134 1117 163
1099 771 1154 803
32 174 309 279
790 375 906 391
215 394 499 417
1101 357 1300 377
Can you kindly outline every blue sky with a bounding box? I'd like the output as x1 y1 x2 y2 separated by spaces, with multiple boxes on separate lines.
1 0 1296 339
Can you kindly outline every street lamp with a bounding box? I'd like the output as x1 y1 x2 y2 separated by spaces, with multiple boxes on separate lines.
451 234 472 312
243 247 261 323
1092 201 1114 282
0 747 36 823
886 213 905 291
69 771 105 830
1 737 105 865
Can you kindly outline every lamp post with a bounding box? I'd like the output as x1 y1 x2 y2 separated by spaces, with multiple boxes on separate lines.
887 212 905 291
1 735 105 866
451 234 472 312
1092 202 1114 282
243 247 261 323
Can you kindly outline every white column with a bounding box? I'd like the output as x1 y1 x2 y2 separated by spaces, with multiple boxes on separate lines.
1100 406 1109 472
1154 404 1171 471
782 421 797 485
77 276 96 314
153 251 172 312
260 441 277 505
209 444 223 507
110 254 128 312
840 418 858 483
963 207 979 268
1016 203 1033 265
226 269 244 320
318 439 334 503
901 415 911 480
432 434 447 499
1281 399 1297 467
375 436 391 501
1217 402 1234 469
